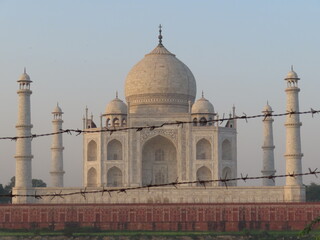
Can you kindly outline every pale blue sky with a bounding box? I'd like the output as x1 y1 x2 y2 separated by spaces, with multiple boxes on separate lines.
0 0 320 186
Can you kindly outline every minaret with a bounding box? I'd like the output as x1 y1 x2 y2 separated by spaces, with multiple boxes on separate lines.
261 103 276 186
14 69 33 200
284 67 303 187
50 103 65 187
232 105 237 129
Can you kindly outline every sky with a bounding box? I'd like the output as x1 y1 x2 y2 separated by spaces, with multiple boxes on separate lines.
0 0 320 187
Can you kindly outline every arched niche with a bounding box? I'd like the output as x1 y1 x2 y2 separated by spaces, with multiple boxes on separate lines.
107 166 122 187
142 135 177 185
106 118 111 127
193 118 197 126
87 140 97 161
199 117 207 126
196 166 212 186
122 118 127 126
87 167 97 187
196 138 212 160
222 139 232 160
107 139 122 160
113 118 120 127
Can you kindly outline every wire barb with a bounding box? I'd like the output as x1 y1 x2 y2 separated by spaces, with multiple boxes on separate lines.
241 173 248 182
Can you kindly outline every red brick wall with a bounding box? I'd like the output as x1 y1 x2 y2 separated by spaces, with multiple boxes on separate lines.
0 203 319 231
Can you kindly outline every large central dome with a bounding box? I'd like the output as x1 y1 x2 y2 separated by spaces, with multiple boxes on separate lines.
125 40 197 114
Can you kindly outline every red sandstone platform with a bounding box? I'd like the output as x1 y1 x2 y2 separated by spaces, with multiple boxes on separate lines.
0 202 318 231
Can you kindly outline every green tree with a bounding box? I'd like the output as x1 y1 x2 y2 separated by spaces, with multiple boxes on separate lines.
306 183 320 202
0 176 47 204
4 176 15 192
4 176 46 190
32 178 47 187
0 184 10 203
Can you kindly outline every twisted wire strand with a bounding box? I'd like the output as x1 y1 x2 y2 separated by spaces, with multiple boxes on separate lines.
0 168 318 199
0 109 318 140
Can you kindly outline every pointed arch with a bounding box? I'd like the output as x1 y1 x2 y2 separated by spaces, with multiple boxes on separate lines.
113 118 120 127
106 118 111 127
142 135 177 185
196 166 212 186
87 167 97 187
122 118 127 126
193 118 197 126
196 138 212 160
199 117 207 126
107 167 122 187
87 140 97 161
107 139 122 160
222 139 232 160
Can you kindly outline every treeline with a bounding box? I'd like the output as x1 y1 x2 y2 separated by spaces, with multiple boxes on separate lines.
0 177 46 203
306 182 320 202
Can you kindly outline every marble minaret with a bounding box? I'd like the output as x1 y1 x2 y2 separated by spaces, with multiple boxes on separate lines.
284 67 303 186
50 104 65 187
261 103 276 186
13 69 33 203
284 67 305 201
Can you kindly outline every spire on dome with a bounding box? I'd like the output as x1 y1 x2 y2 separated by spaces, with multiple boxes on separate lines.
52 102 63 118
85 106 88 121
262 101 273 113
202 90 204 98
116 91 118 98
285 65 300 85
18 67 31 83
158 24 163 46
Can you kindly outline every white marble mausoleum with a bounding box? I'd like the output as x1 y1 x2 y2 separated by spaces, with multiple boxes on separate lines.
12 27 305 204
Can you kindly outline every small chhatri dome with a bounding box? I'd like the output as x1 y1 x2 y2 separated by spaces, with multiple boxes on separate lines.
18 68 31 82
52 103 63 114
125 26 197 114
262 102 273 113
285 66 300 80
191 93 214 114
105 93 128 115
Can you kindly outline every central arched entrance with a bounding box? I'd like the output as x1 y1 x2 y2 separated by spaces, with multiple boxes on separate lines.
142 135 177 185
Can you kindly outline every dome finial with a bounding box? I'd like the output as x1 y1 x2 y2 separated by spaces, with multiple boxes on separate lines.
291 65 294 71
202 90 204 98
116 91 118 98
158 24 163 46
24 67 26 74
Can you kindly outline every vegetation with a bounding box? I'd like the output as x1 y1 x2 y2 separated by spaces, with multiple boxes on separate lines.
306 182 320 202
0 229 318 239
0 183 10 203
0 176 46 203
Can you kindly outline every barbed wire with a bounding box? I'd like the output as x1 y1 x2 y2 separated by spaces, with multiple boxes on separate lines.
0 168 318 199
1 108 319 141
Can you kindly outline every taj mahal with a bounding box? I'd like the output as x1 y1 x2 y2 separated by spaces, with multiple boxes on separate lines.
12 27 305 204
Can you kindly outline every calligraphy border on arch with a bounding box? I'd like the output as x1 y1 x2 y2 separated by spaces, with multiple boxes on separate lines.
140 128 178 146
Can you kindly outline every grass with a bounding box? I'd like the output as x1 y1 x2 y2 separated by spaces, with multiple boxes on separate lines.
0 229 319 239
